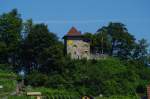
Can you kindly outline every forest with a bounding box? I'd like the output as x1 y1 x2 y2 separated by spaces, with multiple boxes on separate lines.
0 9 150 98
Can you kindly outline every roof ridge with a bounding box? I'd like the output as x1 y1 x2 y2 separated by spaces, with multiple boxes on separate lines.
67 27 81 36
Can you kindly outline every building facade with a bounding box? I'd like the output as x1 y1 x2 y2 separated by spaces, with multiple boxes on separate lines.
63 27 90 59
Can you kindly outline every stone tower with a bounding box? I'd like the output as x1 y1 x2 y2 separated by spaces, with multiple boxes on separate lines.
63 27 90 59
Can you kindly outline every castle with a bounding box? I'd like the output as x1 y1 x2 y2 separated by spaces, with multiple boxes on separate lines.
63 27 91 59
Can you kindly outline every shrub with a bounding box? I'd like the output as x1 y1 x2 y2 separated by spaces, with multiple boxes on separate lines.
26 71 48 87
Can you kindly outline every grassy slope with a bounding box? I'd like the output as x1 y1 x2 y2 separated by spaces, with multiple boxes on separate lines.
0 69 17 97
95 96 139 99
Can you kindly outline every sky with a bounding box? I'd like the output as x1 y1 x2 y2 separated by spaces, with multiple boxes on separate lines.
0 0 150 44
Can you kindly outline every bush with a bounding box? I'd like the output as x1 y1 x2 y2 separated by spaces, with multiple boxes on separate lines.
25 57 150 97
0 64 13 72
26 71 48 87
45 74 67 88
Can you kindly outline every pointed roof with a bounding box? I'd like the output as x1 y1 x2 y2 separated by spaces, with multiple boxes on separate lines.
66 27 81 36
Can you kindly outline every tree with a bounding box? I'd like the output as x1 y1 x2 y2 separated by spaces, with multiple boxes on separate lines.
0 9 22 64
132 39 149 62
21 23 63 73
83 32 95 53
38 42 64 74
0 42 7 63
22 19 33 39
26 70 48 87
107 23 135 58
96 26 112 54
96 22 136 59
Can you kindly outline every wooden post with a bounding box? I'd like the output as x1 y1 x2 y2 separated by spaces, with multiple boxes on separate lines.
147 85 150 99
16 84 19 95
37 96 41 99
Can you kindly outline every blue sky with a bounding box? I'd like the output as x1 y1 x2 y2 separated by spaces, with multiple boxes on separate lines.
0 0 150 44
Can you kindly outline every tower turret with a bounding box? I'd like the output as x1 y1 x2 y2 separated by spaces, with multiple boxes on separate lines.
63 27 90 59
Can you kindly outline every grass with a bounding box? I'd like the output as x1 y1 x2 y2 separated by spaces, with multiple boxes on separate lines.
95 95 140 99
8 95 140 99
25 87 80 99
8 96 34 99
0 69 17 97
0 72 17 78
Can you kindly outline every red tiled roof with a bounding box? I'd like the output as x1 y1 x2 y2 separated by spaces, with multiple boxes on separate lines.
66 27 81 36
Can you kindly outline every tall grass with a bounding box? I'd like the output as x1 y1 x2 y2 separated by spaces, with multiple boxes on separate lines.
0 68 17 97
95 95 140 99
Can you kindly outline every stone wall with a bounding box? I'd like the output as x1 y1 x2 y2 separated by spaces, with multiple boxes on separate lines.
66 39 90 59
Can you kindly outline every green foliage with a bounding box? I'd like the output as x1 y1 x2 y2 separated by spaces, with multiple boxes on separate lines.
0 64 13 72
69 58 140 96
31 87 79 96
38 42 64 74
95 95 139 99
132 39 149 62
0 42 8 62
0 71 17 97
0 9 22 64
8 96 31 99
26 71 48 87
20 23 63 73
96 23 136 59
0 9 150 98
26 57 148 96
95 26 112 54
